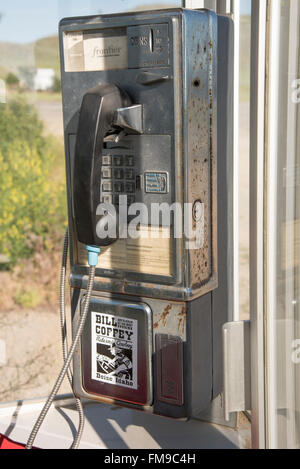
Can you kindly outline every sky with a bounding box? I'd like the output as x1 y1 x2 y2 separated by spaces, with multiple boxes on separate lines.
0 0 251 44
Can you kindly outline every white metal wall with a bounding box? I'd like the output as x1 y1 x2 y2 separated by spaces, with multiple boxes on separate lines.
251 0 300 449
250 0 267 450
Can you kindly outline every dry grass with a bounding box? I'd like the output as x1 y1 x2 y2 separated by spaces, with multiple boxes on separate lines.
0 233 66 312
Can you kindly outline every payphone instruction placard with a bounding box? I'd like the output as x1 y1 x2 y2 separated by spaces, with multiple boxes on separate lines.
63 31 128 72
91 311 138 390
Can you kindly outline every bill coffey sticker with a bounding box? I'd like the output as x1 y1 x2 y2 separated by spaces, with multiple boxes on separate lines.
91 311 138 389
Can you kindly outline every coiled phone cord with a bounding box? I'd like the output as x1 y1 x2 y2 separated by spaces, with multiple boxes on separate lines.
26 240 98 450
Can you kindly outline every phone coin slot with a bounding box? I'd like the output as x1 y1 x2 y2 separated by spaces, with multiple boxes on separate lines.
150 28 154 53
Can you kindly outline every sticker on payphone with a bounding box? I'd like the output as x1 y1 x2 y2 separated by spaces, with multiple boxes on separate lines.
91 311 138 390
144 171 169 194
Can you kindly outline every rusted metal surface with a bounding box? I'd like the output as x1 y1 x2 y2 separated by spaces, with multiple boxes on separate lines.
150 300 187 341
183 10 218 290
153 304 172 329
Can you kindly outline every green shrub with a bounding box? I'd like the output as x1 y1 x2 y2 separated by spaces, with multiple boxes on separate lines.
0 98 66 264
14 288 42 309
0 98 45 155
52 76 61 93
6 72 19 87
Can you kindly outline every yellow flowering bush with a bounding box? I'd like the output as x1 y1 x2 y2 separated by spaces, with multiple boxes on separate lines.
0 98 66 264
0 98 45 155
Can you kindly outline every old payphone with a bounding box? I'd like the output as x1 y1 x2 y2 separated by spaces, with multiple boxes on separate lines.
58 8 233 420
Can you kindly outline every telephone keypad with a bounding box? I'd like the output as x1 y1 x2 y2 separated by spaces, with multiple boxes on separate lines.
101 151 136 206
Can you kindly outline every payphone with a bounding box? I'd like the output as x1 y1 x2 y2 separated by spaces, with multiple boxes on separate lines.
58 8 233 420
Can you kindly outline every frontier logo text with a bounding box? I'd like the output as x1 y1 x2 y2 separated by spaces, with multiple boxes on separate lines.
93 46 122 58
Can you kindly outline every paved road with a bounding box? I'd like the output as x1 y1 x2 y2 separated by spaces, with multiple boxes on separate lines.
34 100 64 137
0 309 70 402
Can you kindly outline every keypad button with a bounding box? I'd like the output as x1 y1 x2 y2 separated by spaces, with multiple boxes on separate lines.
102 155 112 165
102 168 112 179
125 169 135 180
114 155 123 166
114 182 124 193
102 181 112 192
114 169 124 180
125 155 134 167
102 195 113 204
125 182 135 193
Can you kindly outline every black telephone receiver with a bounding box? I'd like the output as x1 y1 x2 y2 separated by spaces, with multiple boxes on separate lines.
73 83 132 247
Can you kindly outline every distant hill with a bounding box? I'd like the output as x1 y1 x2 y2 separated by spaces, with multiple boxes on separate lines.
0 65 8 80
34 36 60 73
0 35 60 81
0 42 35 79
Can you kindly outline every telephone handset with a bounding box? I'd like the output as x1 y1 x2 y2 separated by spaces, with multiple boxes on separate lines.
73 83 134 247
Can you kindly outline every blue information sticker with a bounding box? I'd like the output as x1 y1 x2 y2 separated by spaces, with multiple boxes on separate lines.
144 172 169 194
